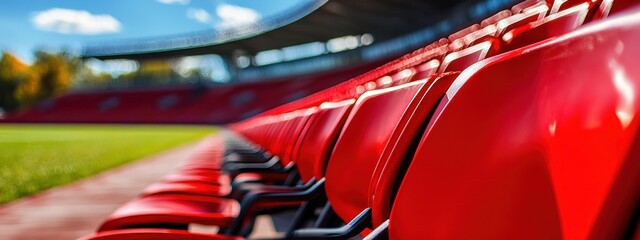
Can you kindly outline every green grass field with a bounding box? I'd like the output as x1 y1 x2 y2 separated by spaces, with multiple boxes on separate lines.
0 124 215 204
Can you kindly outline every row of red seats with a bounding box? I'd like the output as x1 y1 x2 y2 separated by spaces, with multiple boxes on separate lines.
80 0 639 239
2 60 385 124
253 0 625 117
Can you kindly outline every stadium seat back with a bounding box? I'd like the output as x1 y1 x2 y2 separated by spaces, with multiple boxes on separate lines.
551 0 598 14
448 24 481 50
278 108 317 165
391 68 416 86
261 117 287 153
503 2 591 52
376 76 395 89
389 11 640 239
295 99 355 182
467 7 546 46
263 113 298 158
324 80 431 223
463 25 499 46
246 117 274 145
402 44 448 83
496 5 548 37
512 0 551 13
240 119 261 146
368 72 460 226
593 0 640 19
410 59 440 81
438 38 501 73
255 120 277 147
258 118 286 150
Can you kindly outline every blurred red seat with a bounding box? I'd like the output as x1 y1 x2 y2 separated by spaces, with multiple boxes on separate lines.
593 0 640 19
502 2 592 52
464 4 548 46
551 0 599 14
438 39 501 73
512 0 550 13
409 59 440 81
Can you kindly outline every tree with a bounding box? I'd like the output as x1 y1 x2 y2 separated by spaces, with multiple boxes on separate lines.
31 50 72 99
0 52 31 112
14 72 40 108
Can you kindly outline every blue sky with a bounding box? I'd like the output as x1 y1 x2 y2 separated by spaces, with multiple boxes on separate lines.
0 0 305 62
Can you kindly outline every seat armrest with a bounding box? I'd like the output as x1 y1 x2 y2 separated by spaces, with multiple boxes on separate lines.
289 208 372 239
225 179 326 235
223 157 294 177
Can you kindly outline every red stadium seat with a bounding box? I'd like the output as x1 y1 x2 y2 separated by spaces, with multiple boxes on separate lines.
376 68 417 88
593 0 640 19
294 99 355 182
502 2 592 52
498 4 549 35
438 39 501 73
511 0 550 13
368 72 460 227
322 80 433 228
551 0 599 14
386 8 640 239
409 59 440 81
448 24 481 51
464 4 547 46
98 194 240 231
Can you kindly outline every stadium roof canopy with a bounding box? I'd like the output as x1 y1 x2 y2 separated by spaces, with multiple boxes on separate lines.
84 0 477 60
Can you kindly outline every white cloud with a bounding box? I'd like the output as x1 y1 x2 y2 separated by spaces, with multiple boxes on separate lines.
32 8 121 35
187 8 211 24
215 4 261 28
156 0 189 5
